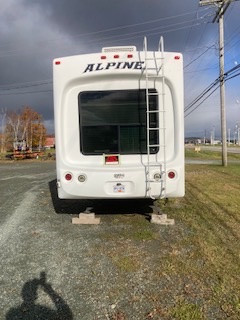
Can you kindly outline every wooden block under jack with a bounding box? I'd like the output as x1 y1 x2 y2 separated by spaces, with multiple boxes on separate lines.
72 213 100 225
151 214 175 225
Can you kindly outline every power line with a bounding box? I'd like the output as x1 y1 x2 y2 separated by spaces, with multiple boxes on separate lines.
184 45 215 69
0 80 52 91
185 85 219 117
84 17 207 43
185 70 240 117
185 66 218 73
0 89 52 96
185 77 220 112
182 7 201 52
5 65 239 99
184 63 240 116
0 8 211 51
95 22 208 46
226 71 240 80
184 63 240 111
0 19 208 58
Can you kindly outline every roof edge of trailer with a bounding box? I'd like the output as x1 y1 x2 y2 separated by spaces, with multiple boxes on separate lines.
53 50 182 62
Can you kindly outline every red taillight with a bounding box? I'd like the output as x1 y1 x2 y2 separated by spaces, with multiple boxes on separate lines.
127 54 133 58
105 155 119 164
107 156 118 162
55 61 61 65
65 173 73 181
174 56 180 60
101 55 107 59
114 54 119 58
168 171 176 179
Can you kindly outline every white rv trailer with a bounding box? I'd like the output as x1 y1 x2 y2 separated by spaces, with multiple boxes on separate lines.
53 37 184 199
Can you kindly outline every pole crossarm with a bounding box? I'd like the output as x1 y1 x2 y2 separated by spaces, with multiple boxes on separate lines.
213 1 232 23
199 0 223 5
199 0 234 5
199 0 235 22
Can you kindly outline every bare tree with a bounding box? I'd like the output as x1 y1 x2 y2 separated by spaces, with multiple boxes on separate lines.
0 108 7 153
4 106 47 151
6 111 21 150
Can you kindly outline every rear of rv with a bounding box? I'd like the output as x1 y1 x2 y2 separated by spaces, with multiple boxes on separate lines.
53 45 184 199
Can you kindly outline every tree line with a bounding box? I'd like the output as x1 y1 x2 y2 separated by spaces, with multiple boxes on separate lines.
0 106 47 153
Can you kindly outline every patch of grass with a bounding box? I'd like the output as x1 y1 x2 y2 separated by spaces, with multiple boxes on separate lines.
171 300 204 320
96 164 240 318
111 255 140 272
185 147 240 160
185 148 222 159
156 164 240 319
100 214 157 242
132 229 156 241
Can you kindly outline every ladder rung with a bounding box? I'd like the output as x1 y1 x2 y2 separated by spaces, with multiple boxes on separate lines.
146 75 160 78
148 144 160 147
148 145 166 148
147 164 162 167
147 126 166 130
147 110 165 113
146 92 165 95
148 127 166 130
147 110 162 113
147 110 158 113
145 70 159 72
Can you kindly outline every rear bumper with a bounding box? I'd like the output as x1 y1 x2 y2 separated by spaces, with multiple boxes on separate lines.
57 165 184 199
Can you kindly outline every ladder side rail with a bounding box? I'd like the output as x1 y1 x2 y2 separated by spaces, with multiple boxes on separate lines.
143 37 151 196
142 36 167 199
160 36 167 198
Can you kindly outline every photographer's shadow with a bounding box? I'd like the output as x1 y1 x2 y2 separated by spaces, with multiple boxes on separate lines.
6 272 73 320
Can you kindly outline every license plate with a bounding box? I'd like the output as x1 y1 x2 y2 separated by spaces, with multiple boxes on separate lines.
113 184 125 193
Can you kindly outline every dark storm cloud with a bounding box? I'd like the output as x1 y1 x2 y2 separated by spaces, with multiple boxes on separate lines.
1 0 198 130
0 0 240 136
22 0 198 51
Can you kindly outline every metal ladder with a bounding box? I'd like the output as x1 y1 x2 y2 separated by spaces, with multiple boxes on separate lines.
143 36 167 199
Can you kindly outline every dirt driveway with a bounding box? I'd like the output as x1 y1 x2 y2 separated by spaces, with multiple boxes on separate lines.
0 161 158 319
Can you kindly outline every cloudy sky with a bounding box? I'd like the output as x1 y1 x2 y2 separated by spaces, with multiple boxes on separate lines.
0 0 240 138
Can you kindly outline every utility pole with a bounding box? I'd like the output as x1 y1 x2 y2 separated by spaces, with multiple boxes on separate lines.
218 3 227 165
238 126 240 146
199 0 236 166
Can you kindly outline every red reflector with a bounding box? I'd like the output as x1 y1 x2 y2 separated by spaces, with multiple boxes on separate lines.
168 171 175 179
106 156 118 162
55 61 61 65
101 55 107 59
127 54 133 58
105 155 119 164
114 54 119 58
65 173 72 181
174 56 180 60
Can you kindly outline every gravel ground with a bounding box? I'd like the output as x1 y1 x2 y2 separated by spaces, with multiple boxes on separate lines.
1 161 238 319
0 161 164 319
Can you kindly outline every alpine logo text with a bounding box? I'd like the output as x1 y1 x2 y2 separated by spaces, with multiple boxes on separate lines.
83 61 144 73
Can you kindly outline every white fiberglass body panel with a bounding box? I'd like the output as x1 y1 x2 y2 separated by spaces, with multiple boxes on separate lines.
53 49 184 199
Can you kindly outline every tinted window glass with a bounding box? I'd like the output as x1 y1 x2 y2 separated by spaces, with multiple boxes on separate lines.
79 89 158 154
